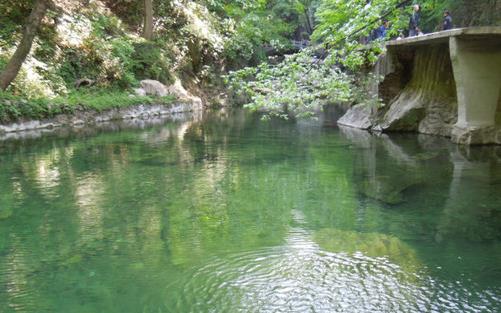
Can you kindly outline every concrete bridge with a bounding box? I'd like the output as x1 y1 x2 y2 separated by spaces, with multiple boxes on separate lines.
339 27 501 145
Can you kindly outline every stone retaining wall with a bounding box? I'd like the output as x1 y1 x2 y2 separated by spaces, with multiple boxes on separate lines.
0 102 199 135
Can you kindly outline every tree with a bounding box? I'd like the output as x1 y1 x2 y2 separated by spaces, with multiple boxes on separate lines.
143 0 154 40
0 0 52 91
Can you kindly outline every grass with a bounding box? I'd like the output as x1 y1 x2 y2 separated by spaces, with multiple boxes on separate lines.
0 89 176 123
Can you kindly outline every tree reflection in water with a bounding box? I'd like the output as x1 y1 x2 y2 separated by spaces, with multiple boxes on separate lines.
0 110 500 312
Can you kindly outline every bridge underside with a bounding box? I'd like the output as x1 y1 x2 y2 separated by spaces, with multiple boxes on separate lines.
387 27 501 144
339 27 501 145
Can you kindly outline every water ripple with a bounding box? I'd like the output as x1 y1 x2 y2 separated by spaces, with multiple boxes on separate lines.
177 228 500 313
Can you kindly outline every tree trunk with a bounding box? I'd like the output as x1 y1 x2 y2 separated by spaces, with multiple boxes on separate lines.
143 0 154 40
0 0 50 91
304 6 314 35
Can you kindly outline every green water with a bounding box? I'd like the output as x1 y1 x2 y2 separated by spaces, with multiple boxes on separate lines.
0 110 500 312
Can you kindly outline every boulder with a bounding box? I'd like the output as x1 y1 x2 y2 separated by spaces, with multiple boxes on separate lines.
139 78 203 111
74 78 95 89
377 92 426 131
166 78 189 99
337 104 375 129
134 88 146 96
140 80 168 97
166 78 204 110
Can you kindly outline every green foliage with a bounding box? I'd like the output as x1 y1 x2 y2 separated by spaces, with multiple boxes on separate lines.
91 13 125 38
221 0 318 68
0 89 175 123
223 12 292 67
101 0 144 29
0 55 7 71
131 42 172 84
226 50 357 119
225 0 398 118
56 15 141 89
0 0 33 45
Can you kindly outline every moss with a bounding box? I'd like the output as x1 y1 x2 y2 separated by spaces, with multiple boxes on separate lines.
0 207 13 220
314 228 421 272
0 89 175 123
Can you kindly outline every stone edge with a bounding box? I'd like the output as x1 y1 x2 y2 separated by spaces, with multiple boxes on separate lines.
0 102 199 135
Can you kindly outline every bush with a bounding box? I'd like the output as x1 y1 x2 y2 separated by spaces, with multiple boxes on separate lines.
56 35 139 89
131 42 172 85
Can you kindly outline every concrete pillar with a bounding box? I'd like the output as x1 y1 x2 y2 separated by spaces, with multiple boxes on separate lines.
449 37 501 129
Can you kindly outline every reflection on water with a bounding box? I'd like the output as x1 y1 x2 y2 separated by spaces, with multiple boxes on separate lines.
0 110 500 312
180 228 496 313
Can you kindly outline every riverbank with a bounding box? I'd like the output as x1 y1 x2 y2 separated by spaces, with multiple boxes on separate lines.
0 90 177 122
0 90 203 135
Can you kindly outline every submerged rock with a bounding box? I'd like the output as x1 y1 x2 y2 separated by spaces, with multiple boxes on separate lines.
314 228 420 270
414 152 441 161
358 176 421 205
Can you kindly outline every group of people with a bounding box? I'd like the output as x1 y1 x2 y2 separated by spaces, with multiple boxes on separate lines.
408 4 453 37
369 4 454 41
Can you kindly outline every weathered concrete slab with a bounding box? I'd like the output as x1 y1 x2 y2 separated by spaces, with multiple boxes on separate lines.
387 27 501 47
338 27 501 145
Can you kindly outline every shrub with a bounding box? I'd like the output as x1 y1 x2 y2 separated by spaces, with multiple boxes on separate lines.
131 42 172 85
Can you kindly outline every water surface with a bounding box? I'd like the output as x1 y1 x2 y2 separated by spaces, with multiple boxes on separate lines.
0 110 500 312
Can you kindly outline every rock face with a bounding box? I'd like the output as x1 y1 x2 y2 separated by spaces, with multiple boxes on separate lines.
339 44 460 138
377 93 426 132
337 104 374 129
166 78 190 99
378 45 458 133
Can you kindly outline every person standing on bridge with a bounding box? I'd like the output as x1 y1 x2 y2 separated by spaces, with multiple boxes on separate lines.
408 4 421 37
442 10 453 31
371 20 390 41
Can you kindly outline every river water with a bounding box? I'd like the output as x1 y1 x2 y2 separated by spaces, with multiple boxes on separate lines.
0 110 500 313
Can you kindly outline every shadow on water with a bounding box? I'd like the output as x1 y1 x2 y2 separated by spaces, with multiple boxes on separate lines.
0 109 500 312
